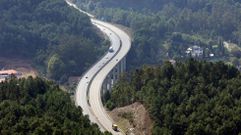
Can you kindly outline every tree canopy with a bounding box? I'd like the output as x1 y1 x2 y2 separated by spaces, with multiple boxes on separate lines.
106 60 241 135
0 77 110 135
77 0 241 68
0 0 108 81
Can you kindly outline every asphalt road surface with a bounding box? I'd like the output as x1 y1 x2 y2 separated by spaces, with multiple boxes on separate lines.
66 1 131 134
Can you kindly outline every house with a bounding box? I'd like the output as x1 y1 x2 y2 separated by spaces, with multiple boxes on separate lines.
0 69 18 75
169 59 176 65
0 69 20 82
186 45 204 57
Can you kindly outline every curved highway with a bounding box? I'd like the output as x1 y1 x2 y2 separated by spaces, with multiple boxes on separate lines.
66 1 131 134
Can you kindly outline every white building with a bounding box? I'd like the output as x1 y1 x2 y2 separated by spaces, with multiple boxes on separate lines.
186 45 204 57
0 69 21 82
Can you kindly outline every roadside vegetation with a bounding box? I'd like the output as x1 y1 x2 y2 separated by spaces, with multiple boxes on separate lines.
76 0 241 68
105 60 241 135
0 0 108 82
74 1 241 134
0 77 110 135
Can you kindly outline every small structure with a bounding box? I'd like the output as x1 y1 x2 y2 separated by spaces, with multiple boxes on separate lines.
0 69 20 82
186 45 204 57
169 59 176 65
0 69 18 75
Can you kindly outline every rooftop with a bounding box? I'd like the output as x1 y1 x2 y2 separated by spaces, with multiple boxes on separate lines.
0 69 18 75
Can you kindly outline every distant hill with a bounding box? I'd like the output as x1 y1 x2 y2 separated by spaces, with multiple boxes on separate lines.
0 77 110 135
106 60 241 135
0 0 107 81
87 0 241 12
77 0 241 68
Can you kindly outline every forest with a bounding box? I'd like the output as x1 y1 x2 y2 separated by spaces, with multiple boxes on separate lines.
0 77 110 134
77 0 241 68
105 60 241 135
0 0 107 81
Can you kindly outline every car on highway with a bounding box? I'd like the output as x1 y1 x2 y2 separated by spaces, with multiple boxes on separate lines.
109 46 114 52
67 1 132 134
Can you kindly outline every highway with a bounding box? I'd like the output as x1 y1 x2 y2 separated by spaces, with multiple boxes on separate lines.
66 1 131 134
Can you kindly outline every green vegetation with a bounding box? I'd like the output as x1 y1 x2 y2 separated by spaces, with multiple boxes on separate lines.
0 0 107 81
0 77 110 135
77 0 241 68
106 60 241 135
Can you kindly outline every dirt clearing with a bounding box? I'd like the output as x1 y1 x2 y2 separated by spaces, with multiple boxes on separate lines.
108 102 153 135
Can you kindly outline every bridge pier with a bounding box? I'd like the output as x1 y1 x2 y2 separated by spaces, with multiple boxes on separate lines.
102 56 126 98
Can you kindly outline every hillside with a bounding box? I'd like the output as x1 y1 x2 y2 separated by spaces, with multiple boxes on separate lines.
106 60 241 135
77 0 241 68
0 0 107 81
0 77 110 134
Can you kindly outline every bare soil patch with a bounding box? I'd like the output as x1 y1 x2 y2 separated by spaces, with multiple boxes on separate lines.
108 102 153 135
0 57 38 78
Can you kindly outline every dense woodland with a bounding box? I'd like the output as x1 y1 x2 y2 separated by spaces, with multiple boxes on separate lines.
77 0 241 68
105 60 241 135
0 0 107 81
0 77 110 134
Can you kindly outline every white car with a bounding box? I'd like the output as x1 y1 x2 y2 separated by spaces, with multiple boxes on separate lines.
109 46 114 52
